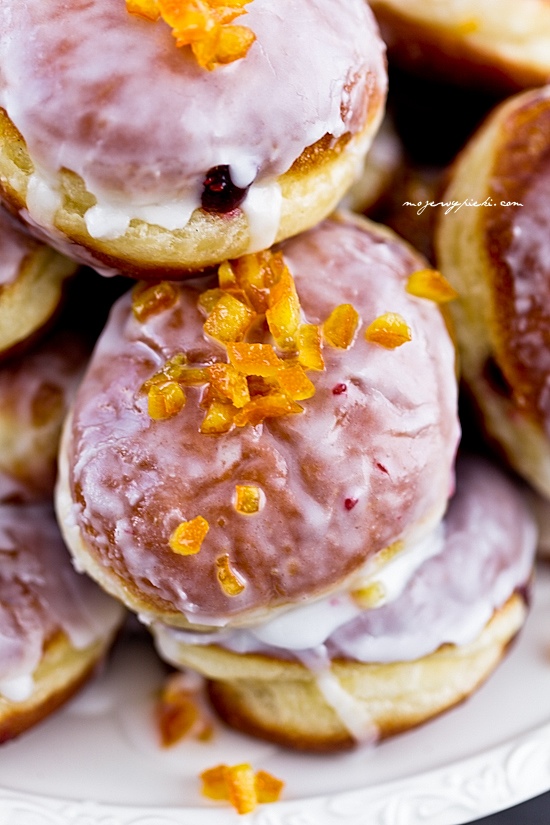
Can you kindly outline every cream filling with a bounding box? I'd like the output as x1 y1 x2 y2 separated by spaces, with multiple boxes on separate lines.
153 524 446 658
25 162 284 254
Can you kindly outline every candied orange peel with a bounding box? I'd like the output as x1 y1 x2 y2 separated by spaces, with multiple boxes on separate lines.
323 303 360 349
132 281 178 322
365 312 412 349
216 554 245 596
126 0 256 70
141 249 364 432
234 484 262 514
201 763 284 813
169 515 210 555
156 673 213 746
406 269 458 303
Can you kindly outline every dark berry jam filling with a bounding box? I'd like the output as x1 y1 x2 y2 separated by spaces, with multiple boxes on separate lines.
201 165 250 214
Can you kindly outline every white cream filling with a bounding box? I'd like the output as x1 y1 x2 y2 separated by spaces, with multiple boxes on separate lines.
0 674 34 703
153 525 446 657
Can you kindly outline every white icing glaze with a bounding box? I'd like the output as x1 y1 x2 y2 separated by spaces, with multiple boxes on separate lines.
502 150 550 428
153 456 536 664
63 214 459 627
0 0 386 239
0 502 124 702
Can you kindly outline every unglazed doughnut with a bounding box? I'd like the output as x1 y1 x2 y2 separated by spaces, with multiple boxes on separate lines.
0 502 123 743
56 211 459 631
0 330 89 503
152 457 536 751
435 86 550 500
0 208 77 358
0 0 387 279
370 0 550 94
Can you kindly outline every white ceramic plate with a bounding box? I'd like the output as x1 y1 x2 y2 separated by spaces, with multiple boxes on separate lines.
0 565 549 825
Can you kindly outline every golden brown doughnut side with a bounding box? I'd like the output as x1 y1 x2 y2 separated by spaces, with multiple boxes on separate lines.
0 120 383 279
0 632 110 744
178 594 527 752
0 198 77 359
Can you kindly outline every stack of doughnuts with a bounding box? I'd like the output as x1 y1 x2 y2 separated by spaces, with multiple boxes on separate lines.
55 209 537 750
0 0 541 759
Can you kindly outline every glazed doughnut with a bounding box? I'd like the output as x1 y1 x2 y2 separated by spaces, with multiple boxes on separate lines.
0 208 77 359
0 0 387 279
56 211 459 632
151 457 536 751
0 502 123 743
370 0 550 94
0 329 90 503
435 86 550 500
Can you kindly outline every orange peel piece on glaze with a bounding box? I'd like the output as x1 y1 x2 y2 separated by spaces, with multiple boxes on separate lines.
208 363 250 407
276 363 315 400
203 293 256 344
216 554 246 595
126 0 160 21
297 324 325 371
234 484 262 514
323 303 360 349
406 269 458 304
265 268 301 350
147 382 186 419
200 400 236 433
132 281 178 321
169 516 210 555
127 0 256 71
365 313 412 349
226 342 285 377
233 392 303 427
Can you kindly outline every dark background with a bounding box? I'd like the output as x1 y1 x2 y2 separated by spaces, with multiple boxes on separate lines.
471 791 550 823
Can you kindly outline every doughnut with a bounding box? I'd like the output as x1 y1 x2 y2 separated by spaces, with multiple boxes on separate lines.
435 86 550 500
370 0 550 94
0 502 123 743
0 329 90 503
55 211 460 633
0 0 387 279
0 207 77 359
152 456 536 751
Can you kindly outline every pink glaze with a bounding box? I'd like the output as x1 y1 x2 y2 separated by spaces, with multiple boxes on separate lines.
155 456 536 662
0 0 386 239
502 154 550 429
63 215 459 626
0 208 40 288
0 502 123 699
0 330 90 502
